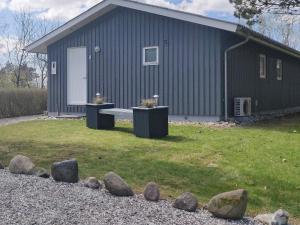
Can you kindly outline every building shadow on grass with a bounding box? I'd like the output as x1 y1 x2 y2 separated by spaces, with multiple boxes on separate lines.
113 126 133 134
113 126 191 142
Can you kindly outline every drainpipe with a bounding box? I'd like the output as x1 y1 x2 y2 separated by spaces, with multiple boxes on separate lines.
224 36 249 121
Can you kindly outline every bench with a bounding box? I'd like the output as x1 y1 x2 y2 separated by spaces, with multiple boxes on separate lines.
86 103 168 138
99 108 133 119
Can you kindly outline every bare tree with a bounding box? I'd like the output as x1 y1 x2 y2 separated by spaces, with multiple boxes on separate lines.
5 9 35 87
31 18 61 89
230 0 300 25
256 14 300 50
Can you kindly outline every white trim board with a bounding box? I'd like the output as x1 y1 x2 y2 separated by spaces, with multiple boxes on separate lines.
25 0 238 53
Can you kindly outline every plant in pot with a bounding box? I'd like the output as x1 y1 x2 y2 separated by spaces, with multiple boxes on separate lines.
132 95 168 138
86 93 115 129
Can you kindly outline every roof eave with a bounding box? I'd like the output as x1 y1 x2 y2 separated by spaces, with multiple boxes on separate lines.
236 25 300 59
25 0 238 54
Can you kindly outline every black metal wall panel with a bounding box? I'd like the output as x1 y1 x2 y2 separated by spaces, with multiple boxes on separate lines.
47 7 223 117
225 38 300 116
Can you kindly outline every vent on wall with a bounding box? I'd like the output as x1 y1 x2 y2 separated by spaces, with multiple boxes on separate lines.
234 97 252 117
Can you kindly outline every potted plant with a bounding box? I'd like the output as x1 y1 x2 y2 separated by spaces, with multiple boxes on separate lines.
86 93 115 129
132 95 168 138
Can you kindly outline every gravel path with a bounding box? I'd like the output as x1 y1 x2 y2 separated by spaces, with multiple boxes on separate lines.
0 169 261 225
0 115 42 127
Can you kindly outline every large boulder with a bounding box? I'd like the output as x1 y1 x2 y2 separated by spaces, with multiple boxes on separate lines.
206 189 248 220
9 155 35 175
103 172 134 196
173 192 198 212
51 159 79 183
84 177 102 189
143 182 160 202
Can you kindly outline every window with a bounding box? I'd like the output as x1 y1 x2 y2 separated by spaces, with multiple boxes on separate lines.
143 46 159 66
259 54 267 79
276 59 283 80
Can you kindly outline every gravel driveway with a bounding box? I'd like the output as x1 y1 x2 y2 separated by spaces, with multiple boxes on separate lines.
0 170 261 225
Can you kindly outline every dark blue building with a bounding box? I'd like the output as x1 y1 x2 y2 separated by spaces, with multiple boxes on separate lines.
26 0 300 121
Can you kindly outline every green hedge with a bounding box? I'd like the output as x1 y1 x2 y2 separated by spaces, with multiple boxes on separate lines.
0 89 47 119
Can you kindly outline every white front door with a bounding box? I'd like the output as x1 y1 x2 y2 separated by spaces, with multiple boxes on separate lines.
67 47 87 105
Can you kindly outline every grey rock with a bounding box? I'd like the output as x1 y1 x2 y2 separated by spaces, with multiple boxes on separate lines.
51 159 79 183
103 172 134 196
0 162 4 169
143 182 160 201
84 177 102 189
173 192 198 212
9 155 35 175
272 209 289 225
31 167 50 178
255 210 289 225
254 214 273 225
206 189 248 220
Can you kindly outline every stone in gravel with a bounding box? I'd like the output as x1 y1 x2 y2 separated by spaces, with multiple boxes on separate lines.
255 209 289 225
31 167 50 178
143 182 160 201
84 177 102 189
9 155 35 175
51 159 79 183
254 214 273 225
0 162 4 169
206 189 248 220
173 192 198 212
103 172 134 196
272 209 289 225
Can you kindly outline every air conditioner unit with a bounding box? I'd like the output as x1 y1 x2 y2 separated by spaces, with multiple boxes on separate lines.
234 97 252 117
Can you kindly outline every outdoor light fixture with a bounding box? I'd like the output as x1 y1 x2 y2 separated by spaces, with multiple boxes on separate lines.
153 95 159 106
94 46 101 53
96 93 101 97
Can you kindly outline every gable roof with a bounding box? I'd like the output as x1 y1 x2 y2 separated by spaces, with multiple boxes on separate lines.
25 0 300 59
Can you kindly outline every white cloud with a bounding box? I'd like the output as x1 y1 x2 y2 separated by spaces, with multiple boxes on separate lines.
140 0 234 15
7 0 101 20
6 0 234 21
0 36 13 64
0 0 8 10
0 37 8 56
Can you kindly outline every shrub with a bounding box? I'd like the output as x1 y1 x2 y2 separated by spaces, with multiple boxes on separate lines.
93 95 106 104
0 88 47 119
141 98 157 108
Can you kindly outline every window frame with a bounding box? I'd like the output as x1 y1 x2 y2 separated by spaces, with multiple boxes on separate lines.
276 59 283 81
259 54 267 79
143 46 159 66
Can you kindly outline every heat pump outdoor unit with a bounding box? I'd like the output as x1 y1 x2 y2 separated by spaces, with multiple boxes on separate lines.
234 97 252 117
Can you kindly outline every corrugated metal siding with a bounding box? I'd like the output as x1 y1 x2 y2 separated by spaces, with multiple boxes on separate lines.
47 7 223 116
226 40 300 116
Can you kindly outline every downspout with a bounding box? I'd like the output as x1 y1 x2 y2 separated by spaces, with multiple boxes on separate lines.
224 36 249 121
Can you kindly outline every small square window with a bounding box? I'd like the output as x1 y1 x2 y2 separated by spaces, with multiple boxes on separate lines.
143 46 159 66
259 54 267 79
276 59 283 81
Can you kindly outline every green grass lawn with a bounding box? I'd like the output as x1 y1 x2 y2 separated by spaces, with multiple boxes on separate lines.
0 116 299 222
